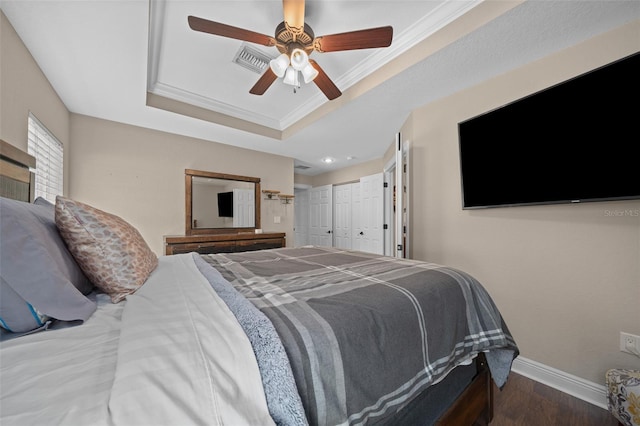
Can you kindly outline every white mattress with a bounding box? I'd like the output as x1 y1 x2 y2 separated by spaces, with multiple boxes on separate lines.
0 254 274 426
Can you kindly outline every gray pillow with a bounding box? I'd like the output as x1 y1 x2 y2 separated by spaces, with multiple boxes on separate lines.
33 196 53 208
0 196 96 333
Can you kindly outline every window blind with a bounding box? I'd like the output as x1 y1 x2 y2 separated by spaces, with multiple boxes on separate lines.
27 113 63 203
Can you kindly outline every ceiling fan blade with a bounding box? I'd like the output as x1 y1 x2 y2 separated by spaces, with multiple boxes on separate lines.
249 68 278 95
282 0 305 33
309 60 341 100
188 16 276 47
313 26 393 53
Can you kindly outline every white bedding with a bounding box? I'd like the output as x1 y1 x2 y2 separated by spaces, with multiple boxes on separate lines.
0 254 275 426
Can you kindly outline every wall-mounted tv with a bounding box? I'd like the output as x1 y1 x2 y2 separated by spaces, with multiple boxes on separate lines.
217 191 233 217
458 52 639 209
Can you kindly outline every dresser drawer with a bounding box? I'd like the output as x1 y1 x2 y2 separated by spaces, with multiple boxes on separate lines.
236 238 285 252
164 232 286 256
169 241 236 255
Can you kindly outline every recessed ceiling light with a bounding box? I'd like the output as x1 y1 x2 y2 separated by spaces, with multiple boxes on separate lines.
321 157 335 164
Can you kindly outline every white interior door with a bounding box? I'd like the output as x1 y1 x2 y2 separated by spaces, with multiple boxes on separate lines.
402 138 410 258
333 184 352 249
294 188 309 246
309 184 333 247
232 188 255 227
359 173 384 255
383 168 394 256
394 132 410 258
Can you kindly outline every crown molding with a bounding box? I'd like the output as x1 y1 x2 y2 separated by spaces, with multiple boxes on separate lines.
149 81 282 130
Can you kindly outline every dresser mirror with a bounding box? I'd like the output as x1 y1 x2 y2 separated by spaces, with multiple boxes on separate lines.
185 169 261 235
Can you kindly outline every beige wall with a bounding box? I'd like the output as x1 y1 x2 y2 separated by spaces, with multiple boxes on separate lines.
293 173 314 188
296 157 386 188
0 11 71 195
68 114 294 255
406 21 640 384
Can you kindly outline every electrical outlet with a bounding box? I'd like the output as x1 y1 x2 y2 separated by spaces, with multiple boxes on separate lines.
620 332 640 357
273 216 281 224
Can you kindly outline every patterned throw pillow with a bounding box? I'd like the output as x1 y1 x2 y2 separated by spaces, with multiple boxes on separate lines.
607 369 640 426
55 196 158 303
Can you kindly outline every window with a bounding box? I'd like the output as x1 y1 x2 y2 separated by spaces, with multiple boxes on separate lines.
27 113 64 203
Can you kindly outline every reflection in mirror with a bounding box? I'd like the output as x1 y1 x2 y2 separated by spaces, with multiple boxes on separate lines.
192 177 255 229
185 169 261 235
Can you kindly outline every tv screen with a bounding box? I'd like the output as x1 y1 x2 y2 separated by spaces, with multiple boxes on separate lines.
217 191 233 217
458 52 639 209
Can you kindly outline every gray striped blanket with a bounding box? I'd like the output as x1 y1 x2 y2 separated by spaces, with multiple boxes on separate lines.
201 246 518 426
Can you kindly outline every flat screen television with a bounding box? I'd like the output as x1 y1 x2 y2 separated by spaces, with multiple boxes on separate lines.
217 191 233 217
458 52 639 209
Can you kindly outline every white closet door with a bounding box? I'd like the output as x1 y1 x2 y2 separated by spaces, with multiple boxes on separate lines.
359 173 384 255
351 182 362 251
309 185 333 247
333 184 352 249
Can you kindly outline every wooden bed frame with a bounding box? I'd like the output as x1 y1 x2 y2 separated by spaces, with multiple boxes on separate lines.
0 140 493 425
437 353 493 425
0 139 36 202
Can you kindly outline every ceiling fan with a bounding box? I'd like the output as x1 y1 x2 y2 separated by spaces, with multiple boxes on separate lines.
188 0 393 100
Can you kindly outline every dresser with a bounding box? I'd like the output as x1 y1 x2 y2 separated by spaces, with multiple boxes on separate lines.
164 232 286 256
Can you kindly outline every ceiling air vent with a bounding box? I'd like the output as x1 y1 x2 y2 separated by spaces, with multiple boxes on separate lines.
233 44 272 74
295 165 311 170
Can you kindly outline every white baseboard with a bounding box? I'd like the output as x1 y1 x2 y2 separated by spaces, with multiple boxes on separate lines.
511 357 608 410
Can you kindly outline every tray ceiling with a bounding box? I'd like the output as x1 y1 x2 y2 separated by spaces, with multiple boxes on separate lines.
2 1 638 175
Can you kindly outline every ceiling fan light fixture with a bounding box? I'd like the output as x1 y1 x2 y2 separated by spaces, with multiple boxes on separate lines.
270 53 290 78
301 63 318 83
290 48 309 71
283 66 299 86
188 2 393 100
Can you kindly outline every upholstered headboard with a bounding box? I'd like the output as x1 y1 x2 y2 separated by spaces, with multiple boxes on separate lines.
0 139 36 202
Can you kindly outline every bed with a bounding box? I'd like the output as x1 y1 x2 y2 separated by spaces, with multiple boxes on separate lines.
0 139 36 202
0 141 518 425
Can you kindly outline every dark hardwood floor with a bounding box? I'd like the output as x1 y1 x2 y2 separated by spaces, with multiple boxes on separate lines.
490 372 618 426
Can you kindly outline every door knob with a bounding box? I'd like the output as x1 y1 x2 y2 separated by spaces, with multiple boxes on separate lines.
359 231 364 235
327 230 332 234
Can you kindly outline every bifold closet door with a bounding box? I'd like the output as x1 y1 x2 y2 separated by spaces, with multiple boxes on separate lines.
309 185 333 247
333 184 352 249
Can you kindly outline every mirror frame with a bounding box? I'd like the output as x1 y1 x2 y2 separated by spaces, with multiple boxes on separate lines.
185 169 261 235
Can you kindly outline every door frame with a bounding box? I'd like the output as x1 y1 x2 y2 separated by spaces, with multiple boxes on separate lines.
383 133 410 258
